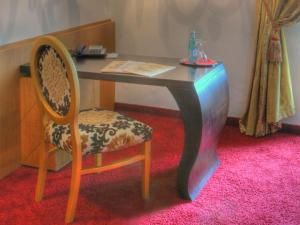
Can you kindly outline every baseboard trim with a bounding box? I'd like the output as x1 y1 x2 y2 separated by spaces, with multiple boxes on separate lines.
225 117 300 135
279 123 300 134
115 103 300 135
115 103 182 118
226 117 240 127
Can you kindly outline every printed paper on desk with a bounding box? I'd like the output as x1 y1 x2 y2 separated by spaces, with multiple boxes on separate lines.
101 60 176 77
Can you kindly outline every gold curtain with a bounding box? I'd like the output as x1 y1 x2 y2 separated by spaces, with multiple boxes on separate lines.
239 0 300 137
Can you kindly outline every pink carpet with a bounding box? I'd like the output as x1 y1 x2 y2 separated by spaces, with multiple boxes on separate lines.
1 111 300 225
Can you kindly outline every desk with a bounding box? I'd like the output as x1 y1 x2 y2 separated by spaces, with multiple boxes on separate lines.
20 55 229 200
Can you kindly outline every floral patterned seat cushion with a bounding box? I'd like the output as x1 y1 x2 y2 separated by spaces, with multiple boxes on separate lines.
45 108 152 155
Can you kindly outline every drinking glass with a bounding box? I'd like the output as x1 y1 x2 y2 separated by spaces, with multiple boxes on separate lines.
195 39 208 63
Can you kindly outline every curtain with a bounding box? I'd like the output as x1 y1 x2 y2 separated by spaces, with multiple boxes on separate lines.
239 0 300 137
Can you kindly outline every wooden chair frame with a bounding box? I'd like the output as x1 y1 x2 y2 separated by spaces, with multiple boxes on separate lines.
30 36 151 223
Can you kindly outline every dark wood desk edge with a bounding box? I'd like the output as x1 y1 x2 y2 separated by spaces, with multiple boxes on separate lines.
20 63 196 89
20 62 224 90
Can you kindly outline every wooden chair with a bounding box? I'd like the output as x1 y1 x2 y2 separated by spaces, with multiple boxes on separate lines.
30 36 152 223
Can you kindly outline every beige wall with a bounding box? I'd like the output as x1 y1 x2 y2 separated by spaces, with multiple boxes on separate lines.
0 0 110 45
109 0 300 125
109 0 256 117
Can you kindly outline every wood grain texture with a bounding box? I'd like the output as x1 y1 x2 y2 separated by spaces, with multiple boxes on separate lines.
95 153 102 167
100 81 115 110
0 45 30 178
0 20 115 178
141 141 151 199
20 77 72 170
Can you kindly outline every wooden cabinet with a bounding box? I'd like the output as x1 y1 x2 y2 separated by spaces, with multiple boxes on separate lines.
20 77 72 170
19 78 115 170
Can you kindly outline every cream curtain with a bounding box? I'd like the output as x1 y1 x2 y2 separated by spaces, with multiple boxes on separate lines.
239 0 300 137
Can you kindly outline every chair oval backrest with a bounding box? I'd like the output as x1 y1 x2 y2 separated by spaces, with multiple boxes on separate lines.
30 36 80 124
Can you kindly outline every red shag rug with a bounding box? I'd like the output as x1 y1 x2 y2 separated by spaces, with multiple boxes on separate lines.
1 111 300 225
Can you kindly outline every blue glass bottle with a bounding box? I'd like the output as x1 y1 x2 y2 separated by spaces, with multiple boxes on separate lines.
188 31 197 64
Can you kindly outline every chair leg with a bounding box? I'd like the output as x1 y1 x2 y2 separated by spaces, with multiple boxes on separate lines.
141 141 151 199
95 153 102 167
35 142 50 202
65 159 81 223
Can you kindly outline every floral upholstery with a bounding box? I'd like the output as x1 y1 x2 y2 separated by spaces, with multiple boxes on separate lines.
38 46 71 116
45 108 152 155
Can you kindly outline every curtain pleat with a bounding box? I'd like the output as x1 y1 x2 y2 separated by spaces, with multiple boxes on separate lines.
239 0 300 136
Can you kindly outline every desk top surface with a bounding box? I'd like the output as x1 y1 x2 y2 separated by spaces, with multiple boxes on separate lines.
21 54 224 89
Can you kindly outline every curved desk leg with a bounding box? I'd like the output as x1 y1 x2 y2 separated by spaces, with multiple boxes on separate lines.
168 65 229 200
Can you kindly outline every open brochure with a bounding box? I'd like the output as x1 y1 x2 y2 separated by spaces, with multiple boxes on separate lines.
100 60 176 77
